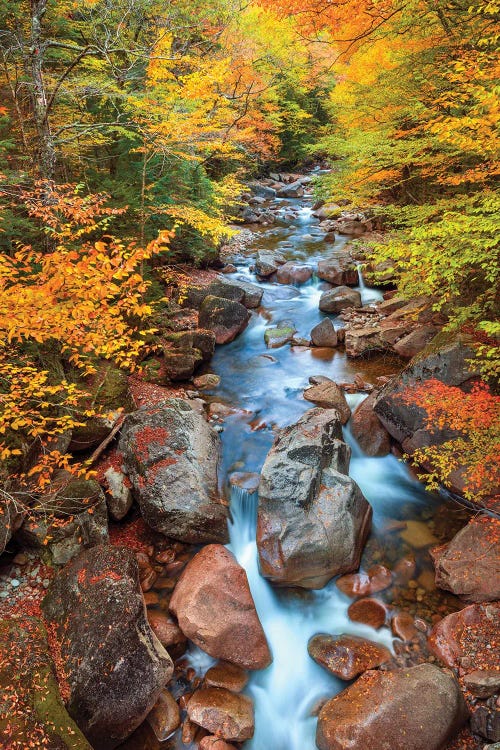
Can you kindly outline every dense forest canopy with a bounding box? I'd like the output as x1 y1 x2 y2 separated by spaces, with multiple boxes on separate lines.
0 0 498 498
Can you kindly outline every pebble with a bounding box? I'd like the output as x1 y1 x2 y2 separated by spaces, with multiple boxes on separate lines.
42 579 50 588
10 579 20 588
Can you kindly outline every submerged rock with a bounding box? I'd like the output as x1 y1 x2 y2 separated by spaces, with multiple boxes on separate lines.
119 399 228 544
42 545 173 750
169 544 271 670
336 564 393 598
257 408 372 588
316 664 468 750
308 634 391 680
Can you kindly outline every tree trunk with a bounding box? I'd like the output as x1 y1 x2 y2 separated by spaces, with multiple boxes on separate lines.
29 0 56 181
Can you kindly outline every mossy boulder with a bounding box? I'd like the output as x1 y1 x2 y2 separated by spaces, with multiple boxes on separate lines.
69 365 132 452
19 477 108 565
42 545 173 750
264 321 297 349
0 618 93 749
199 296 250 345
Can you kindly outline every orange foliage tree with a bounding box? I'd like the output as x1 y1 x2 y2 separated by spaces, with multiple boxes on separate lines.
0 183 171 493
403 379 500 509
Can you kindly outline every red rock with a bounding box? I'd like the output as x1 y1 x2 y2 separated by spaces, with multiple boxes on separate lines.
350 392 391 457
316 664 468 750
391 612 418 641
169 545 271 670
146 690 180 741
147 610 186 649
276 261 313 285
199 738 237 750
463 670 500 699
308 634 391 680
348 598 387 629
430 517 500 603
336 564 392 598
187 688 254 741
428 602 500 673
204 662 249 692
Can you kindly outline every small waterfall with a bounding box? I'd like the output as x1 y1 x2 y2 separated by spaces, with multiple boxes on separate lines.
356 262 384 305
226 484 394 750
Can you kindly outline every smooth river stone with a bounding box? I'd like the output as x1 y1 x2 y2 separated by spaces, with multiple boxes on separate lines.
187 688 254 741
308 634 391 680
169 544 271 670
316 664 468 750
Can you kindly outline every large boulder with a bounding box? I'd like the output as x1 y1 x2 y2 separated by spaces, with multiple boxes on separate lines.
118 399 229 544
317 256 359 287
198 295 250 344
319 286 362 313
254 250 286 276
345 326 387 358
0 618 93 750
169 544 271 670
316 664 468 750
42 545 173 750
19 478 109 565
185 278 263 310
430 517 500 603
308 634 391 680
187 688 254 742
0 495 24 554
276 180 304 198
276 261 313 285
393 325 440 358
428 601 499 671
257 408 372 589
374 333 477 462
248 181 276 199
350 392 391 456
310 318 338 348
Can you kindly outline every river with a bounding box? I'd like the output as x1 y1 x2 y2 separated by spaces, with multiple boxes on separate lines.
186 194 449 749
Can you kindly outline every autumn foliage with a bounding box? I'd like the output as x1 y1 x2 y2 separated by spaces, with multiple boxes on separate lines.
403 379 500 507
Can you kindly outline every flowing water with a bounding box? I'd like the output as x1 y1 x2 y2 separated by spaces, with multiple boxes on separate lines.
197 196 444 749
124 192 462 750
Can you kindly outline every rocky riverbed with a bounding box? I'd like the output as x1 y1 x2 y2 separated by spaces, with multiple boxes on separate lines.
0 174 498 750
